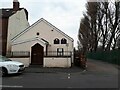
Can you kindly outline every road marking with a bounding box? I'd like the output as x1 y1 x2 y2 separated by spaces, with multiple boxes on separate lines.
68 73 71 75
68 76 71 79
82 70 87 72
0 85 23 88
68 73 71 79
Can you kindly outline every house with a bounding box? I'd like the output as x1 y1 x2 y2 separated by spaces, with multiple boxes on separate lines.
9 18 74 67
1 0 74 68
0 0 29 56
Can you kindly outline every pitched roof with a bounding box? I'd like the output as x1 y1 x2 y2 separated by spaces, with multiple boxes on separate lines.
0 8 28 20
0 8 14 18
11 18 74 42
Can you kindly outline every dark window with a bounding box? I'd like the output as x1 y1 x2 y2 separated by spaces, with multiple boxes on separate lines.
57 48 64 56
61 38 67 44
54 38 60 44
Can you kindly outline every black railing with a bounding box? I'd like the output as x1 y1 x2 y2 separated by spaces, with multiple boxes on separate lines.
6 51 72 58
44 51 72 57
6 51 30 58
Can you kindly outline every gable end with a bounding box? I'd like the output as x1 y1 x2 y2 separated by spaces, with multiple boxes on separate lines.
11 18 74 42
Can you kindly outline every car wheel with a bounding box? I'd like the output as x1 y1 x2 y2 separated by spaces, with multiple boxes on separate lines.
2 67 8 77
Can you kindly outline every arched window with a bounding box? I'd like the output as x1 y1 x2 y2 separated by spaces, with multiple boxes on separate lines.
54 38 60 44
61 38 67 44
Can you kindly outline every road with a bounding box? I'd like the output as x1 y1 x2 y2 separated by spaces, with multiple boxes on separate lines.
1 59 119 89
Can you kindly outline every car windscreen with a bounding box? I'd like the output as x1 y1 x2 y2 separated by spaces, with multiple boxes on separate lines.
0 56 12 62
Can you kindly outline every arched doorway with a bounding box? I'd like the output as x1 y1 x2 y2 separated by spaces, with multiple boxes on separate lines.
31 43 44 65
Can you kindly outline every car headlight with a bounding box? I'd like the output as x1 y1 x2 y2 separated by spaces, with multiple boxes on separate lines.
7 64 18 67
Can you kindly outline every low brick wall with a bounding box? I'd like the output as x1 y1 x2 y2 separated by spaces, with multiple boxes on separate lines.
9 58 30 67
9 57 72 68
44 57 71 68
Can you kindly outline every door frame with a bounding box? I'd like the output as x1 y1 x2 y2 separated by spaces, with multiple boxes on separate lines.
31 43 44 65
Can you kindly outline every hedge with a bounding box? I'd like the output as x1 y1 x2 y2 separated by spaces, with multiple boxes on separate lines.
86 50 120 65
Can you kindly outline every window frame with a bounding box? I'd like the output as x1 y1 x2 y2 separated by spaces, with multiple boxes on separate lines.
61 38 67 44
57 48 64 56
54 38 60 44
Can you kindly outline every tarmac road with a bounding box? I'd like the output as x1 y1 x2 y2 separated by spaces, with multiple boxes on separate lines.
1 59 119 89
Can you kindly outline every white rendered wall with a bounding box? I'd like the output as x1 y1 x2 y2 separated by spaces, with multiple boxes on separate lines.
9 58 30 67
9 57 71 68
44 57 71 68
7 9 29 52
12 20 74 53
12 40 46 51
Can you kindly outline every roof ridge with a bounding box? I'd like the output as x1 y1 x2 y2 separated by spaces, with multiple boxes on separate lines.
11 18 74 42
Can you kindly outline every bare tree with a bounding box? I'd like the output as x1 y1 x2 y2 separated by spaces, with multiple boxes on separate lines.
78 1 120 52
106 1 120 50
78 14 91 53
86 2 99 51
78 2 100 52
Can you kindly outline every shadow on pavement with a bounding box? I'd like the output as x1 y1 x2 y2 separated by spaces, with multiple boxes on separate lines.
25 65 84 73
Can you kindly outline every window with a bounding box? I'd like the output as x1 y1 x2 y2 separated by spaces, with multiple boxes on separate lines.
57 48 64 56
61 38 67 44
54 38 60 44
36 32 39 36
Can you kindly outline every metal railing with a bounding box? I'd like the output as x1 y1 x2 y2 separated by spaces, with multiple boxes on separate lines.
44 51 72 57
6 51 72 57
6 51 30 57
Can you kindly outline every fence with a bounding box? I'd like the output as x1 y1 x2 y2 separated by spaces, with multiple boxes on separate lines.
87 49 120 65
44 51 72 57
6 51 30 58
6 51 72 58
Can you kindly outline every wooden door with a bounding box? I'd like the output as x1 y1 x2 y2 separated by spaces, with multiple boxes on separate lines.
31 43 43 65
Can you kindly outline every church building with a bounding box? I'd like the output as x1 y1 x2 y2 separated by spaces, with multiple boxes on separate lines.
0 0 74 68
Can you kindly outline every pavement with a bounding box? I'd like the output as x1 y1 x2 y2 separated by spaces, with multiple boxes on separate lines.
24 65 84 73
24 59 119 74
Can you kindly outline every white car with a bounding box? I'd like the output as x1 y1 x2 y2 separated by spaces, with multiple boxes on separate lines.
0 55 25 76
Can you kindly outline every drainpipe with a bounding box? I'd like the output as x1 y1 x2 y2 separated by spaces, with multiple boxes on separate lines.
66 43 69 67
46 43 49 56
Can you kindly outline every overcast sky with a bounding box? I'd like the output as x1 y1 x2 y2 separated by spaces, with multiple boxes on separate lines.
0 0 87 47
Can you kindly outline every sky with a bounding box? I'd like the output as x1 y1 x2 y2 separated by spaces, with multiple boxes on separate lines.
0 0 87 47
